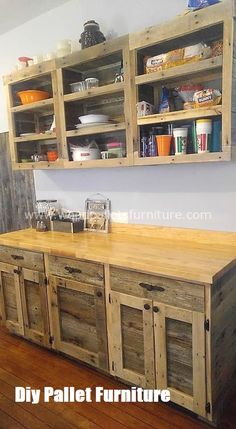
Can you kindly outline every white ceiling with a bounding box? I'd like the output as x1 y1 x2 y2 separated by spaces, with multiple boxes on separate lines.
0 0 71 34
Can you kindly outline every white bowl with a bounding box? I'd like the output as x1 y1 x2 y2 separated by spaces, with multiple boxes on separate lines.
78 114 109 124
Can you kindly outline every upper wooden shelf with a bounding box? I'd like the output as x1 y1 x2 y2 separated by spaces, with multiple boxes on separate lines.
137 105 222 126
66 122 126 137
135 56 223 86
11 98 54 113
14 133 57 143
64 82 124 103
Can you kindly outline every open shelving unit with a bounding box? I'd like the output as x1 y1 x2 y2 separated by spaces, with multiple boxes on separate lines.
3 0 236 170
56 35 134 169
3 59 65 169
130 0 236 165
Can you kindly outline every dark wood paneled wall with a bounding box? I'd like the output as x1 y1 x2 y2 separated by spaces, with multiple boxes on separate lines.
0 133 35 233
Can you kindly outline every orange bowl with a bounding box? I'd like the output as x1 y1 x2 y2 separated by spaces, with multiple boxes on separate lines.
17 90 50 105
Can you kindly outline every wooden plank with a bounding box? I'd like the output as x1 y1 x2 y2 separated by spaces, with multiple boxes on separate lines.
56 69 68 159
211 265 236 421
135 56 223 86
123 47 136 164
154 303 167 389
64 82 124 102
134 151 229 166
137 106 222 126
56 35 129 69
192 311 206 417
94 287 109 371
222 17 234 153
110 266 205 312
48 255 104 286
11 98 54 113
129 0 232 50
66 122 126 137
63 157 129 169
14 132 56 142
204 284 213 422
3 60 56 85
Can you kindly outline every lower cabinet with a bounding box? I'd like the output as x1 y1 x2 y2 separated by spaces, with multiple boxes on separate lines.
109 291 207 418
49 275 108 371
0 262 24 335
0 261 49 346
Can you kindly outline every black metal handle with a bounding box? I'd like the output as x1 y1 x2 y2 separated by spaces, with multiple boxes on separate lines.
139 283 153 292
11 254 24 260
153 306 159 313
96 291 103 298
139 282 165 293
64 266 82 274
144 304 150 310
13 269 21 275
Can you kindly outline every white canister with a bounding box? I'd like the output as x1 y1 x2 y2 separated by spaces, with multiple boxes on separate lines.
173 128 188 155
196 119 212 153
71 141 101 161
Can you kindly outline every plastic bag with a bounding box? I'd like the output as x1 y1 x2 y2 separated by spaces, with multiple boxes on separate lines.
188 0 220 10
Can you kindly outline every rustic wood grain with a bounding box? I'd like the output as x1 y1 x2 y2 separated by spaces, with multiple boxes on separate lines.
0 132 35 233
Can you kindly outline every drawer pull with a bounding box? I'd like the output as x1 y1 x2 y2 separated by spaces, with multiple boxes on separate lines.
139 282 165 293
153 306 159 313
96 291 103 298
64 266 82 274
139 283 153 292
144 304 150 310
11 254 24 260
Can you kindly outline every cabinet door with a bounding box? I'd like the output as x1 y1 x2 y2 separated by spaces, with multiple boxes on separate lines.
109 291 155 388
49 275 108 370
154 303 206 417
0 262 24 335
20 268 49 347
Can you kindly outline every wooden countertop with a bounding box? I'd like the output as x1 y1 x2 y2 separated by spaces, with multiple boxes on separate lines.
1 226 236 285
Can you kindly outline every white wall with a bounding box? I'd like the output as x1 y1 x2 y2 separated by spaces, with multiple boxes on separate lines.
2 0 235 232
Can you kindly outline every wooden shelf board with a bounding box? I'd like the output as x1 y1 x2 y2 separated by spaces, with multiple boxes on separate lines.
13 160 64 170
134 151 230 165
137 105 222 126
11 98 54 113
63 158 129 169
66 122 126 137
64 82 124 102
135 56 223 86
14 133 57 143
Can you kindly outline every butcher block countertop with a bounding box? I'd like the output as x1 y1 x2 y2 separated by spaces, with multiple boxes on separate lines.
0 225 236 285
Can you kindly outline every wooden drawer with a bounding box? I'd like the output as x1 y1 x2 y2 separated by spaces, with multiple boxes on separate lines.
48 255 104 286
0 246 44 272
110 267 204 312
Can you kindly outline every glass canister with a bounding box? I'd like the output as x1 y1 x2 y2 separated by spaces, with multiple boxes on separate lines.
79 20 106 49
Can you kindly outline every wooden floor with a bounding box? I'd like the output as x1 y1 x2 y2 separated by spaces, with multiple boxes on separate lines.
0 329 234 429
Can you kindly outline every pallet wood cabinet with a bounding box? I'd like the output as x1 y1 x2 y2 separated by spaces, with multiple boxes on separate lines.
4 1 236 170
49 275 108 371
3 61 64 170
108 290 206 418
0 227 236 426
0 262 24 335
129 0 236 165
0 248 49 346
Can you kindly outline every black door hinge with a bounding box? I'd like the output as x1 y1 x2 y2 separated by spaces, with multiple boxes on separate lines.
49 335 54 344
44 277 49 286
204 319 210 331
109 293 111 304
206 402 211 414
13 269 21 275
111 361 115 371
